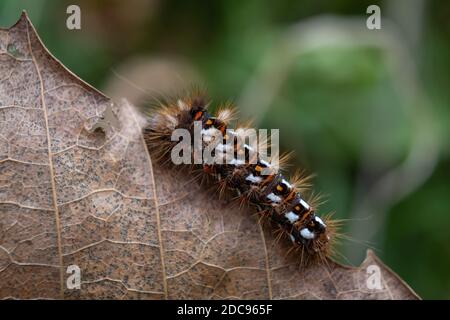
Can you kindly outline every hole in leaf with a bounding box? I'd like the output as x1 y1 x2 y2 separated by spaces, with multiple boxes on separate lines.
7 43 21 57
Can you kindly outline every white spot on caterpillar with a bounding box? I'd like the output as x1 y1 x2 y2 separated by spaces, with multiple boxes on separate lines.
259 159 271 167
244 144 253 151
300 199 310 210
300 228 315 240
284 211 299 223
281 179 292 189
267 193 282 203
229 158 245 166
314 216 326 227
245 174 262 184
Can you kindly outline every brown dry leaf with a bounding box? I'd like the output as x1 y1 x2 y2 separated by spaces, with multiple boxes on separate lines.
0 12 419 300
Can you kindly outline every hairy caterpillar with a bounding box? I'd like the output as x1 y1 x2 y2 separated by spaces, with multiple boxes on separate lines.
143 91 338 266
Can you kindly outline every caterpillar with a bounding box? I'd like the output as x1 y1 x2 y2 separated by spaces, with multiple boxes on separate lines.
143 91 338 266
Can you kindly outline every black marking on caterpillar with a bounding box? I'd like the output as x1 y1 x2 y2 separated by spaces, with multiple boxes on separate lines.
143 92 338 266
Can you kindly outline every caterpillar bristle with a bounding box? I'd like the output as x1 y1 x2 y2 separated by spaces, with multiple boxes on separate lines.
289 170 313 190
216 103 237 124
143 91 340 268
275 151 293 170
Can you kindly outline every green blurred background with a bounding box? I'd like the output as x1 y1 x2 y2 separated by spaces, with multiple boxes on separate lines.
1 0 449 299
